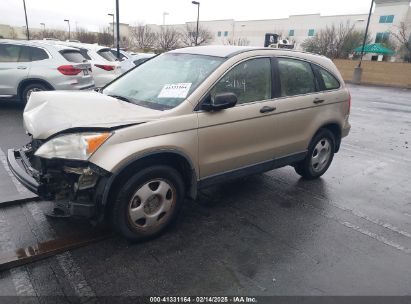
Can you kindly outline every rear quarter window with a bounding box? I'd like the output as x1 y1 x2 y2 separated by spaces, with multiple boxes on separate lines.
318 68 340 90
29 47 49 61
60 50 87 63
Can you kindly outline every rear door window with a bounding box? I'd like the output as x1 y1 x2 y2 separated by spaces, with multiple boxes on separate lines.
97 49 117 61
60 50 87 63
19 46 30 62
277 58 316 97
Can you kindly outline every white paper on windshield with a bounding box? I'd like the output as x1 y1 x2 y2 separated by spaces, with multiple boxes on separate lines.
158 83 192 98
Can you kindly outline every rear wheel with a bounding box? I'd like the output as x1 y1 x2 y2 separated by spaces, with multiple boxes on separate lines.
110 165 184 242
21 83 48 104
294 129 335 179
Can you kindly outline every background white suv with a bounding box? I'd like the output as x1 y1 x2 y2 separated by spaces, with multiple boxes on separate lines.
0 40 94 103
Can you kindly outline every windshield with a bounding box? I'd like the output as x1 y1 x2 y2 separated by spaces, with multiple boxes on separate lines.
103 53 224 110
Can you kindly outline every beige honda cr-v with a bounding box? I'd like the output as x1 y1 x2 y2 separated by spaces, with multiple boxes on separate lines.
8 46 351 241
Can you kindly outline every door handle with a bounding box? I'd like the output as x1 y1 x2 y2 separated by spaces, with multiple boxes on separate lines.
17 66 27 70
260 106 276 113
313 98 325 104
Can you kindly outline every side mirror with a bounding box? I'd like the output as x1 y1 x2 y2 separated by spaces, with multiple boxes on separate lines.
202 92 238 111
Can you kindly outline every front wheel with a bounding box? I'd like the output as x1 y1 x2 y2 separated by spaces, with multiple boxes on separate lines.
110 165 185 242
294 129 335 180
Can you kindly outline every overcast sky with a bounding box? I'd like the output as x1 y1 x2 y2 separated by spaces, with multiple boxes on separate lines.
1 0 376 32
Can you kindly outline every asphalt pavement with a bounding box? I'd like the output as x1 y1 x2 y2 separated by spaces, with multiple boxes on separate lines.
0 84 410 300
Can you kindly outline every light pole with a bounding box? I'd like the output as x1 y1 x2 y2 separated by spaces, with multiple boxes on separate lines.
163 12 169 26
115 0 120 59
108 13 115 47
64 19 71 40
22 0 29 40
353 0 374 84
192 1 200 46
358 0 374 68
40 22 45 38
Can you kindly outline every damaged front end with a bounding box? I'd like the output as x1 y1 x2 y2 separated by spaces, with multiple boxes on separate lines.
7 139 111 218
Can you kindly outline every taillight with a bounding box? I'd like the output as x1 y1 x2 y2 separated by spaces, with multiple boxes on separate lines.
94 64 115 71
57 65 82 75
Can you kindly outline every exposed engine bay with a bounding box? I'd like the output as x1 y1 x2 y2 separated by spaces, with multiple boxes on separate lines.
20 138 110 218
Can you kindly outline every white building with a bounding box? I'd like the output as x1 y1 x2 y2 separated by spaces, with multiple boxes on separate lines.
1 0 410 53
148 0 411 50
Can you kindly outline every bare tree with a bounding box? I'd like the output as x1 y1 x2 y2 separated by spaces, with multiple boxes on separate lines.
44 29 66 40
97 27 113 46
157 27 181 51
390 22 411 62
120 36 132 49
25 28 65 40
75 27 97 44
181 24 212 46
224 37 250 46
9 28 18 39
302 22 371 59
130 25 157 49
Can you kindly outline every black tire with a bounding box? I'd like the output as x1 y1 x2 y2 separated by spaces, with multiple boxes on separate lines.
21 83 48 104
294 129 336 180
110 165 185 242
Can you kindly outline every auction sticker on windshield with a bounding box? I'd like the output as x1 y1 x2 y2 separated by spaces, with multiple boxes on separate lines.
158 83 192 99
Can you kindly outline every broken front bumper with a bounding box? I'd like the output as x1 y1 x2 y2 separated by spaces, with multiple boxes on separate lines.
7 149 41 195
7 148 110 219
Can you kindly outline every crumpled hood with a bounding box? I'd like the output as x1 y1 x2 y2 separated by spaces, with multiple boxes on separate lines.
24 91 161 139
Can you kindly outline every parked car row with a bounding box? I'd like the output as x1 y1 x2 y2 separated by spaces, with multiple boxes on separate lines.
0 39 153 103
46 41 122 87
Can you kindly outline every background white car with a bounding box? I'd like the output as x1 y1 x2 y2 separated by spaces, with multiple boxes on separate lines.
119 53 155 73
49 42 121 87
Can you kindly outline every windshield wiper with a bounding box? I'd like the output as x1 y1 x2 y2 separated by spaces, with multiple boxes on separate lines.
107 94 133 103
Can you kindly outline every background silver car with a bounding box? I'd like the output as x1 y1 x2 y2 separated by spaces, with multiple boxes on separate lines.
119 53 155 73
0 40 94 103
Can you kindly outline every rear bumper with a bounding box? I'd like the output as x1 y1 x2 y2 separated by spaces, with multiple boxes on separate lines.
342 119 351 138
7 149 40 195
